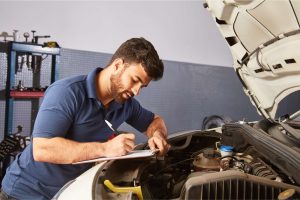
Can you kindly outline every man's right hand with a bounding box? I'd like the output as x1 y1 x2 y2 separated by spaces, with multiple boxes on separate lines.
103 133 135 157
32 134 135 164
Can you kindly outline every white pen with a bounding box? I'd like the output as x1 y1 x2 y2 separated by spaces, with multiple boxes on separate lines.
104 120 121 135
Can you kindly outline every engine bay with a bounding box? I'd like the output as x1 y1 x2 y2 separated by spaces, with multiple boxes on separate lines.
96 122 300 200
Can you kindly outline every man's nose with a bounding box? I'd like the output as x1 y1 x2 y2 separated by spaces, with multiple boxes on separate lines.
131 84 141 96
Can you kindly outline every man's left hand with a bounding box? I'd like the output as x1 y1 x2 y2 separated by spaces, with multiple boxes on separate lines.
148 130 170 156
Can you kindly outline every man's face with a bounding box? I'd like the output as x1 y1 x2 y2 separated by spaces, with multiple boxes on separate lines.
110 62 151 103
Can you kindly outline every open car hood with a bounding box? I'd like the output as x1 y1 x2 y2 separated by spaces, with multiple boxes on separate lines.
204 0 300 120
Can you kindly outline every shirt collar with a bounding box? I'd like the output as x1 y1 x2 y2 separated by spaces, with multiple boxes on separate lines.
86 67 103 99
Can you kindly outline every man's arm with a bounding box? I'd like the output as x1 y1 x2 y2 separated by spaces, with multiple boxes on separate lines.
145 114 170 156
33 134 135 164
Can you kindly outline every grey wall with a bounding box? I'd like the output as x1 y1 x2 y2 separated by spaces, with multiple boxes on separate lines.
1 47 261 143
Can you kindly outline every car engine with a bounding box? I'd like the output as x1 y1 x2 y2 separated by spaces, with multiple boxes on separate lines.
96 121 300 200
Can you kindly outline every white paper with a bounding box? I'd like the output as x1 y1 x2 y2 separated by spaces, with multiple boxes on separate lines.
73 150 157 164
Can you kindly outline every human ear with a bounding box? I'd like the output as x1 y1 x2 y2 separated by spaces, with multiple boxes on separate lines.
113 58 124 71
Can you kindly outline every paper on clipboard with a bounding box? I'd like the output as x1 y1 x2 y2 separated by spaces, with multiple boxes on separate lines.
73 149 157 164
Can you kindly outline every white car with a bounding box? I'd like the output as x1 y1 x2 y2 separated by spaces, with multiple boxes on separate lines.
54 0 300 199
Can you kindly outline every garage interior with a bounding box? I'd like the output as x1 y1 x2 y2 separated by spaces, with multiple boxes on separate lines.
0 1 300 199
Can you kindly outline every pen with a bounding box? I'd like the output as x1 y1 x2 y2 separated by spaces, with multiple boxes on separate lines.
105 120 121 135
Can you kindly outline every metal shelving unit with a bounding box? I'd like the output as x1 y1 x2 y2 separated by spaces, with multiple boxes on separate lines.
0 41 60 181
4 41 60 137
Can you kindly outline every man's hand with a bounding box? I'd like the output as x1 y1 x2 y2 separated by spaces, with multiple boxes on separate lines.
148 130 170 156
103 133 135 157
33 134 135 164
146 115 170 156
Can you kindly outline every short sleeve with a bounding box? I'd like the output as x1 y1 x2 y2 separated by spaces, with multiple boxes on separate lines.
32 84 77 138
126 98 154 132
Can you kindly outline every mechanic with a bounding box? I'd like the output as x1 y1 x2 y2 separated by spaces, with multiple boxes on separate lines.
0 37 170 200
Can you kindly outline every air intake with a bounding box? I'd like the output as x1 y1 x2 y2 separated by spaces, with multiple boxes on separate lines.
182 170 300 200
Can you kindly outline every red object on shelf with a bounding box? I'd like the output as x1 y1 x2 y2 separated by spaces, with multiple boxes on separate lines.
10 91 44 98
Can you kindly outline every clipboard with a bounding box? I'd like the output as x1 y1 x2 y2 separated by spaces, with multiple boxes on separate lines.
73 149 157 164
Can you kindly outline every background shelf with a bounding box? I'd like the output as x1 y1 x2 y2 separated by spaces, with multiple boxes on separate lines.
10 91 44 98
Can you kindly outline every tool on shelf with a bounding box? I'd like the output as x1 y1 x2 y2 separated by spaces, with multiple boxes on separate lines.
0 32 13 42
0 125 30 162
13 30 19 42
16 80 26 91
3 30 56 73
23 32 30 42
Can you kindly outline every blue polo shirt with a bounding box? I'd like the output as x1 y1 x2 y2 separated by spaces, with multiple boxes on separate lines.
2 68 154 200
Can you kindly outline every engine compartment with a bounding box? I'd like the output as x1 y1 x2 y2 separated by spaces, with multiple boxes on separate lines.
96 122 300 200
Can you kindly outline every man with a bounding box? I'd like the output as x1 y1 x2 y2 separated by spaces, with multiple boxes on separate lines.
1 37 169 200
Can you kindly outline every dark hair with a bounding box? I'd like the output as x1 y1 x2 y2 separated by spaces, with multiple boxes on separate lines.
109 37 164 80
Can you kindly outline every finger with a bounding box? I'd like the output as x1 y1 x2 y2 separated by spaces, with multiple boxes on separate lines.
150 137 167 153
125 139 135 150
115 137 134 154
106 141 127 156
118 141 132 155
124 143 134 153
167 144 171 152
123 133 135 140
156 139 170 155
152 137 164 152
162 142 170 155
148 138 156 151
115 134 135 144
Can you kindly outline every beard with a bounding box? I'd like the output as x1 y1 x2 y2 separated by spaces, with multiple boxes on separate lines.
110 68 129 103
